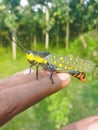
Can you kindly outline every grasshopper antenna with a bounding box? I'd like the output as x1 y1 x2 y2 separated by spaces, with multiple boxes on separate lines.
6 36 26 53
11 38 26 53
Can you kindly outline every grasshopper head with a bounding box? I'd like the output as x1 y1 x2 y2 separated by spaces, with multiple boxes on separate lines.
26 51 35 61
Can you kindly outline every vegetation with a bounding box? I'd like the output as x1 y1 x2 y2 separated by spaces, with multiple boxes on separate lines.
0 0 98 130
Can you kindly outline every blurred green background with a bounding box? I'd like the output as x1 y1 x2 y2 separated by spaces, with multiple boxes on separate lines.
0 0 98 130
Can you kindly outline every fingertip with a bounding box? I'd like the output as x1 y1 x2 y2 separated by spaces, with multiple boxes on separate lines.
57 73 71 87
57 73 71 81
88 117 98 130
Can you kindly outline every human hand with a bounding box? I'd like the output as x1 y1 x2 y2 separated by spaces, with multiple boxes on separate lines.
0 69 71 126
61 116 98 130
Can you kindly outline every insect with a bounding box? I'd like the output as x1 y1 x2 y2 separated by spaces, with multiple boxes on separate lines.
11 38 50 80
44 54 95 83
11 38 94 84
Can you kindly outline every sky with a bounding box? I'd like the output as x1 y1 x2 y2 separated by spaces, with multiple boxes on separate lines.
20 0 28 6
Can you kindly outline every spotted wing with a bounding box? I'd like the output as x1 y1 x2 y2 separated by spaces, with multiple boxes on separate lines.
45 54 95 73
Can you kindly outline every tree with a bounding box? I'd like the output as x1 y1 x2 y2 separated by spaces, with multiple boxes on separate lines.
0 0 98 51
3 0 21 59
51 0 71 49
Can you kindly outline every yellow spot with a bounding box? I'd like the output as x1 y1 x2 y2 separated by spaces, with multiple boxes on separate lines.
53 55 56 58
66 62 69 64
65 66 67 69
60 57 64 60
70 57 73 61
54 61 57 64
75 68 78 71
44 60 48 64
59 63 63 67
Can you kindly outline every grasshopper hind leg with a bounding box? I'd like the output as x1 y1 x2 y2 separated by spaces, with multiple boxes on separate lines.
68 70 80 75
43 65 56 84
50 70 55 84
36 63 39 80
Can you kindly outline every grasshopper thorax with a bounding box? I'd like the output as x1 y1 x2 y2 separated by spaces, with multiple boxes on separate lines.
25 51 36 65
26 50 48 65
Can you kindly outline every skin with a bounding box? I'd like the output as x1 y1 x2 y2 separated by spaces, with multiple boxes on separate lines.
0 70 70 126
0 69 98 130
61 116 98 130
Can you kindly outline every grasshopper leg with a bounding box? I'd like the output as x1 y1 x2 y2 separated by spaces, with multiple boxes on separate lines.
36 63 39 80
42 64 56 84
68 70 80 75
50 70 55 84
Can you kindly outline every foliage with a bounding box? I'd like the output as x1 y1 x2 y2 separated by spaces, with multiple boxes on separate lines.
46 92 70 129
0 0 98 48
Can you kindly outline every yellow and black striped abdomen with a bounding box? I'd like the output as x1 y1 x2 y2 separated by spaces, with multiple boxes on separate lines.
45 54 95 73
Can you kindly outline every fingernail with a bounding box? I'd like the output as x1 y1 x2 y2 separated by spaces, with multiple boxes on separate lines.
57 73 70 81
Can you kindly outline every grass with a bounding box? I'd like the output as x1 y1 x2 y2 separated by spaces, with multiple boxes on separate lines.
0 45 98 130
0 48 27 78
